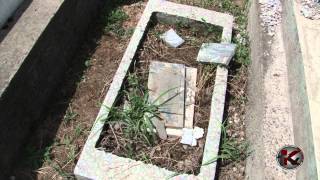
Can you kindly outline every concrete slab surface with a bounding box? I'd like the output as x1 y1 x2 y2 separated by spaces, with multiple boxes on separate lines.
148 61 185 128
0 0 62 95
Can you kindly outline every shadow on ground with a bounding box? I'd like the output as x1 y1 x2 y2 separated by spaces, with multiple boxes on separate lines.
11 0 142 179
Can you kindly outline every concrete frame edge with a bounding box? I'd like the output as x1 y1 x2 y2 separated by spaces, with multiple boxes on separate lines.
74 1 234 179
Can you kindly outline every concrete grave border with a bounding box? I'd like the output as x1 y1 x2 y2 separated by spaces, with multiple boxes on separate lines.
74 0 233 179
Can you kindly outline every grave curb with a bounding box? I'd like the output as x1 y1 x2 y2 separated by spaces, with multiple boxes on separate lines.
74 1 233 179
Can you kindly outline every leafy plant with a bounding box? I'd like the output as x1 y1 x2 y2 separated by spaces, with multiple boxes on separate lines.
100 73 178 146
202 122 250 166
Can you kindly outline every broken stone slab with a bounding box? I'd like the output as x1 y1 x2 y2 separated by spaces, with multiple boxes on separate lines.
196 43 236 66
166 128 183 136
148 61 185 128
160 28 185 48
150 117 167 140
180 127 204 146
185 67 197 129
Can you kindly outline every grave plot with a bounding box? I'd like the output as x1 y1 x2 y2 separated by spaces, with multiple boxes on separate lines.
96 19 222 174
75 0 236 179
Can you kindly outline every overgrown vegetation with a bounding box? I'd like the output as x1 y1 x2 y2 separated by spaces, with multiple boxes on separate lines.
104 8 129 36
100 73 159 146
203 122 249 165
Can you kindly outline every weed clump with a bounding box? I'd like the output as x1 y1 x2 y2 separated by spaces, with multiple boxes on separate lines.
100 73 160 146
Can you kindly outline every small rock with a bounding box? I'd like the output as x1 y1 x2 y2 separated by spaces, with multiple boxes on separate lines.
160 29 185 48
180 126 204 146
301 6 313 18
193 126 204 139
114 123 120 130
183 145 188 150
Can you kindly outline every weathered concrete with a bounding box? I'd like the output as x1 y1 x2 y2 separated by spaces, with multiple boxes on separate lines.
246 0 319 179
74 0 234 179
283 0 320 178
0 0 24 28
0 0 105 177
246 0 296 179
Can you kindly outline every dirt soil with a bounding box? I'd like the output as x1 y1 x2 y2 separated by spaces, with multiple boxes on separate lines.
98 21 221 174
11 0 249 179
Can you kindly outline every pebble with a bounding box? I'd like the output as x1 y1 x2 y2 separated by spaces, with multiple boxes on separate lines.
114 123 121 130
259 0 282 36
300 0 320 20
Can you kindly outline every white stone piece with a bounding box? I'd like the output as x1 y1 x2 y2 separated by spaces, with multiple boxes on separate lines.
194 126 204 139
166 128 183 136
180 128 194 145
197 43 236 66
180 126 204 146
160 28 185 48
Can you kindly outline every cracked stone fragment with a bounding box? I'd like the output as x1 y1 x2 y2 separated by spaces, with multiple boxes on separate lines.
160 28 185 48
148 61 185 128
197 43 236 66
151 117 167 140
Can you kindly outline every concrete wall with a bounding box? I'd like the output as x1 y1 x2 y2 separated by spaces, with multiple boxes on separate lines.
0 0 24 28
281 0 318 179
246 0 271 178
0 0 104 177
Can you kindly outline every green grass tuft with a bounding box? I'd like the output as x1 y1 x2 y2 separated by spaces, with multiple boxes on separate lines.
104 8 129 37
